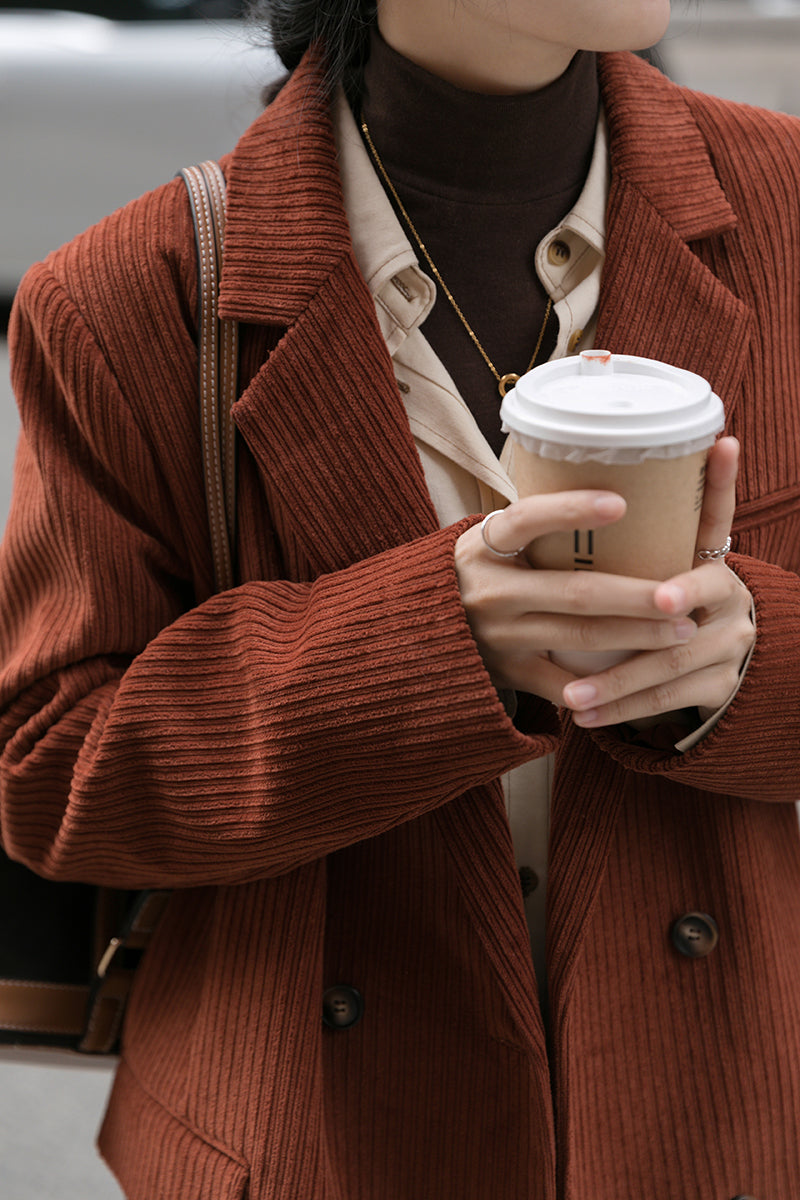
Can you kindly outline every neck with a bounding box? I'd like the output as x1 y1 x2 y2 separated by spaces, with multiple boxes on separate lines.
360 31 599 204
378 6 575 94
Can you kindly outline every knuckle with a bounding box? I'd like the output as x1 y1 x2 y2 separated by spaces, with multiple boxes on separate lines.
652 679 681 712
509 499 551 544
470 585 507 624
599 663 632 702
502 508 526 544
719 663 740 697
725 671 740 698
571 617 599 651
459 574 502 626
664 643 693 676
671 643 695 672
560 495 586 524
705 680 734 711
562 571 594 612
734 615 755 650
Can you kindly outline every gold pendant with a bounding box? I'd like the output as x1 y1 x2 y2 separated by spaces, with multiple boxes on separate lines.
498 373 520 398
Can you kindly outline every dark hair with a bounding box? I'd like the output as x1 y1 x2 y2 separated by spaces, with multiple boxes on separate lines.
247 0 378 99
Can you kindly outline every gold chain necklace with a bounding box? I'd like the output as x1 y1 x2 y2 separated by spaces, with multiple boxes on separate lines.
361 119 553 399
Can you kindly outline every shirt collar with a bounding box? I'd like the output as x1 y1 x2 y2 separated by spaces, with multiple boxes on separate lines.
334 91 436 354
335 86 608 354
536 110 608 303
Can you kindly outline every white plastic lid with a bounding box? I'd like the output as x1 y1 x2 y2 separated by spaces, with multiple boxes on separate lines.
500 351 725 458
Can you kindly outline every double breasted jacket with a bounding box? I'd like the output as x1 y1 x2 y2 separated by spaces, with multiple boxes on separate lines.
2 48 800 1200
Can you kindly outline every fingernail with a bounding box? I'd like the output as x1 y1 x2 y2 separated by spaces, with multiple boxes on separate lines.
593 495 624 519
564 682 597 708
673 619 696 641
573 709 599 727
659 583 687 612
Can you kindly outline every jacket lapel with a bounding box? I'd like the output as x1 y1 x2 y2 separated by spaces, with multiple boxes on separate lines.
595 53 753 411
547 54 755 1024
594 181 752 425
434 785 551 1064
217 52 439 576
232 258 439 575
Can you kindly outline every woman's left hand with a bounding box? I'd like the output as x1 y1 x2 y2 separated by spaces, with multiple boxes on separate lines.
562 436 756 728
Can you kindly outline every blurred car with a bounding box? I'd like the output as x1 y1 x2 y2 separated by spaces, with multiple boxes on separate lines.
0 1 283 299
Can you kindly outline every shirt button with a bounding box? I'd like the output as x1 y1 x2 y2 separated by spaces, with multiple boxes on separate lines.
568 329 584 354
671 912 719 958
322 985 363 1029
547 239 571 266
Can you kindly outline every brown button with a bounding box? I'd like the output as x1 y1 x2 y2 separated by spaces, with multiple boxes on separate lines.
547 239 571 266
322 985 363 1029
519 866 539 898
671 912 719 958
567 329 584 354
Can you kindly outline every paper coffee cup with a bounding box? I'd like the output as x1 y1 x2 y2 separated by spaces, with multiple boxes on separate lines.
500 350 725 673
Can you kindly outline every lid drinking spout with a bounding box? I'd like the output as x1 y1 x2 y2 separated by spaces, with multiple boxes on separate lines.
580 350 613 375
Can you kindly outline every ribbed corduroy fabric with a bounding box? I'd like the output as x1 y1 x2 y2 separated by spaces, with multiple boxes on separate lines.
2 47 800 1199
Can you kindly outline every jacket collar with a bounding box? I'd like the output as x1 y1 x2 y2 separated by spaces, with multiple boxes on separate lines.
593 52 751 425
219 49 739 331
598 51 736 241
218 47 352 327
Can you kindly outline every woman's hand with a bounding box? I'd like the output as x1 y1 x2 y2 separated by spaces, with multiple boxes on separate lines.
562 436 755 728
454 437 755 726
455 489 700 707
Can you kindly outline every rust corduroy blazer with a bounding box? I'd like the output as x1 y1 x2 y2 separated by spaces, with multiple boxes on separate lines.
3 49 800 1200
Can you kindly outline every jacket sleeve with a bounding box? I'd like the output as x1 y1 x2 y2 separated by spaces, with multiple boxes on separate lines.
0 261 557 891
591 551 800 801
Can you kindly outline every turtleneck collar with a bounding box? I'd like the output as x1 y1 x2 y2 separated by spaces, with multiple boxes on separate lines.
356 28 602 456
359 29 600 205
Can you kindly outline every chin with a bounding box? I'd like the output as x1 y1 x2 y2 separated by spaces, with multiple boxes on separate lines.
551 3 672 61
627 0 672 50
584 0 672 54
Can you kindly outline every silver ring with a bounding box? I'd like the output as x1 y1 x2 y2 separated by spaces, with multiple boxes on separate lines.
480 510 526 559
697 535 732 561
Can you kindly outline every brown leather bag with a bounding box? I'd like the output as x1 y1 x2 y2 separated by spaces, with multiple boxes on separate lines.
0 161 238 1057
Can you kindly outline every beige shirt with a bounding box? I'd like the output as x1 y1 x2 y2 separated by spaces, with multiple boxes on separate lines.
333 91 748 987
335 92 609 984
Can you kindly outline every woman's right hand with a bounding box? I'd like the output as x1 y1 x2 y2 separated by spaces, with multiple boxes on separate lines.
454 491 699 705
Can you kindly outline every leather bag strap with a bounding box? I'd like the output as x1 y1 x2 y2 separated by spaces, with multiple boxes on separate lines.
179 161 239 592
78 166 239 1054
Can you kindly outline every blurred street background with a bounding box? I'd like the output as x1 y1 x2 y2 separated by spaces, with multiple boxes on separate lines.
3 1 800 1195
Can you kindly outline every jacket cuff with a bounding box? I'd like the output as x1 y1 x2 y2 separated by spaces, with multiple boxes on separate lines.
587 554 799 800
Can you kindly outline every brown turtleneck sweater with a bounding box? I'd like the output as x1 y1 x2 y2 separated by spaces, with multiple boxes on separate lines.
359 32 600 454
